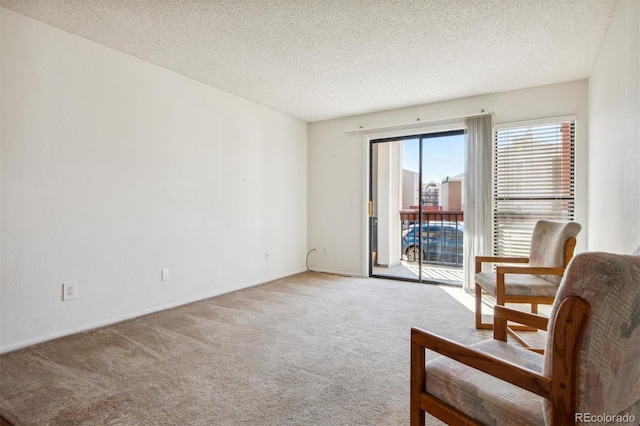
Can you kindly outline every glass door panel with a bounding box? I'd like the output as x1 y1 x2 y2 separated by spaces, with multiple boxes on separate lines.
369 131 465 286
370 138 420 281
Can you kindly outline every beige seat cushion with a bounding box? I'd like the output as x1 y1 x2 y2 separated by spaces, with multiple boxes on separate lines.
425 339 545 426
476 272 559 298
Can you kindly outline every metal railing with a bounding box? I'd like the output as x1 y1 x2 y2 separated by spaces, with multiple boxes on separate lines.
399 210 464 268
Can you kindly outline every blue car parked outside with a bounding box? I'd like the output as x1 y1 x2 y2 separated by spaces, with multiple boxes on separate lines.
402 222 463 266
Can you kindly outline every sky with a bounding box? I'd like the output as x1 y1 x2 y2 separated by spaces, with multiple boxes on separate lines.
401 134 465 183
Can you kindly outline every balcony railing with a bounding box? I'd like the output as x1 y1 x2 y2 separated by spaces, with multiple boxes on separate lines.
399 209 464 268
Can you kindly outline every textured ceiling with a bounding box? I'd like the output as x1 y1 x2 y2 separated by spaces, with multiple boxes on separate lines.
0 0 618 122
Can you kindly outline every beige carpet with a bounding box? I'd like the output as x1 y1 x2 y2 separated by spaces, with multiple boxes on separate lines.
0 272 498 425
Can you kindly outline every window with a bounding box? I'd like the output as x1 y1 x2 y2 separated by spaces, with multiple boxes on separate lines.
492 118 575 257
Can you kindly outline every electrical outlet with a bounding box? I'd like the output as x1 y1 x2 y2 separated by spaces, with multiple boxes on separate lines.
324 247 329 255
161 269 170 281
62 282 77 301
265 251 270 261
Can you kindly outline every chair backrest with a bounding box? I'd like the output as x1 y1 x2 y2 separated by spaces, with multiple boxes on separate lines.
542 252 640 424
529 220 582 284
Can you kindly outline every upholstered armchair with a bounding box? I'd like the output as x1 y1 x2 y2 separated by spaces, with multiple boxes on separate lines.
410 252 640 425
474 220 582 343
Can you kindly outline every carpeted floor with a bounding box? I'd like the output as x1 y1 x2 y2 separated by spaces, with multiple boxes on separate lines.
0 272 501 425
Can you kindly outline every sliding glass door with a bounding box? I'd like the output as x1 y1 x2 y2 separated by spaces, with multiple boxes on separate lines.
369 130 465 285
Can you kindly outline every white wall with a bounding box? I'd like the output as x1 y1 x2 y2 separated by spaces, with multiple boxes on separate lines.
375 142 402 267
588 0 640 254
0 9 308 352
402 169 419 209
0 9 3 351
308 80 588 276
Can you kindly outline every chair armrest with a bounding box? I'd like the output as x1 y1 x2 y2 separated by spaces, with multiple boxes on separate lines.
496 266 565 276
476 256 530 263
475 256 529 273
494 305 549 341
411 327 550 397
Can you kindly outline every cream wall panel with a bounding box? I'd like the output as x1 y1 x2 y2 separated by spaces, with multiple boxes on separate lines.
587 0 640 253
0 9 307 352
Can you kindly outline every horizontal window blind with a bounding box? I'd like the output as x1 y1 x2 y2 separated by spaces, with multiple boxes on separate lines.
493 120 575 257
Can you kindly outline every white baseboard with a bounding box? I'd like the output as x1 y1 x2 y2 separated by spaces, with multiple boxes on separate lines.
0 268 306 354
306 268 363 278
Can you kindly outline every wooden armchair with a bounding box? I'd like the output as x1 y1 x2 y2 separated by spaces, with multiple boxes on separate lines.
411 252 640 425
475 220 582 345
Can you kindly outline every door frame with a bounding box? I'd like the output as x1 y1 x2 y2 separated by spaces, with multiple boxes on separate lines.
364 127 465 283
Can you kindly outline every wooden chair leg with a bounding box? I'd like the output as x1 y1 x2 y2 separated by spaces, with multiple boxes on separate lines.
531 303 538 314
475 284 493 329
475 284 482 329
410 340 426 426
